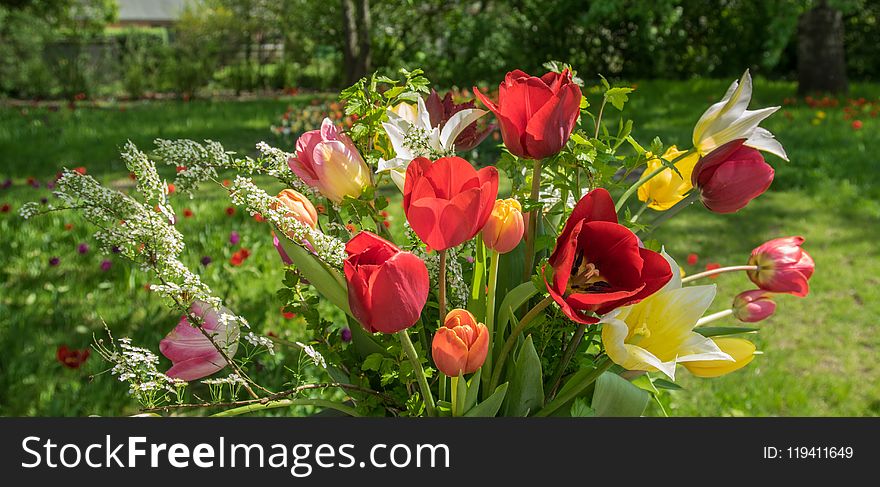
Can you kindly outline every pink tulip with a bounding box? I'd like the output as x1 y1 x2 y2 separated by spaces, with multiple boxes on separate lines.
159 301 240 381
288 118 371 203
732 290 777 322
747 236 815 297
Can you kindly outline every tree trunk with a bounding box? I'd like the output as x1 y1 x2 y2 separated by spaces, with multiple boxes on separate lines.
341 0 371 85
797 0 848 95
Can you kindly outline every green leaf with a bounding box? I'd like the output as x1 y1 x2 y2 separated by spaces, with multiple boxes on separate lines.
591 372 650 417
362 353 385 372
604 87 634 111
455 373 468 416
276 233 349 316
464 383 508 417
652 378 683 390
570 398 595 417
625 135 646 155
464 369 482 413
696 326 760 337
503 335 544 417
494 281 539 349
468 240 487 319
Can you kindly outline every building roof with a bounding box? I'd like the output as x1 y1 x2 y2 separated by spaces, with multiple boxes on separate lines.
117 0 187 22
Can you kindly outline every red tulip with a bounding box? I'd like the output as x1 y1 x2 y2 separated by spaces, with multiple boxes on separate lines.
747 236 814 297
474 69 582 160
403 156 498 251
732 289 777 322
425 89 493 151
343 232 430 333
691 139 774 213
432 309 489 376
545 189 672 324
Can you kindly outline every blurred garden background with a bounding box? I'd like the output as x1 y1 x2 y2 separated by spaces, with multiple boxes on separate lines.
1 0 878 416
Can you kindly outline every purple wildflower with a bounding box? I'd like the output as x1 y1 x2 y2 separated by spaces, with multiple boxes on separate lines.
49 257 60 266
77 243 89 254
229 231 241 246
200 256 213 267
341 328 353 343
100 260 112 272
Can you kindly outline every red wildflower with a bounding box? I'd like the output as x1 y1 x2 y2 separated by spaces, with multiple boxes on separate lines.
230 248 251 266
57 345 90 369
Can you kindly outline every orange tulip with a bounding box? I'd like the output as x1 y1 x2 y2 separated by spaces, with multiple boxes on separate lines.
275 189 318 229
482 198 524 254
432 309 489 376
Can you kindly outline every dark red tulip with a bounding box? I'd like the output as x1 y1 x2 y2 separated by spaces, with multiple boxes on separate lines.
425 89 494 151
474 69 582 159
747 236 815 297
344 232 429 333
545 189 672 324
57 345 90 369
691 139 775 214
403 156 498 251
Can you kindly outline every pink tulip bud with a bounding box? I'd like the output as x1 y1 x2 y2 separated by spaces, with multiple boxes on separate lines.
288 118 371 203
732 290 777 322
747 236 815 297
691 140 774 213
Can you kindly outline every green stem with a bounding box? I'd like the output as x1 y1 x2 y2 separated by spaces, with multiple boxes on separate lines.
523 158 543 281
547 323 587 398
616 149 696 213
682 265 760 284
640 190 700 235
398 330 437 416
439 374 447 402
212 398 360 417
482 250 501 388
594 98 607 139
489 295 554 392
695 308 734 327
535 357 613 417
438 249 448 320
450 375 460 417
630 199 650 223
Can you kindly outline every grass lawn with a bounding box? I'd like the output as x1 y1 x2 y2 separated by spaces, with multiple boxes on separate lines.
1 79 878 416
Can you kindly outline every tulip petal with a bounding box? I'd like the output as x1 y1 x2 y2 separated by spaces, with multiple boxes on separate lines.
165 352 227 381
700 157 774 213
463 324 490 374
365 251 429 334
522 83 582 159
432 327 469 377
745 127 789 161
551 188 618 266
440 108 487 150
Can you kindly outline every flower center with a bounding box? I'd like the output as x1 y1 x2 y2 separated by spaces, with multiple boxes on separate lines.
568 251 612 293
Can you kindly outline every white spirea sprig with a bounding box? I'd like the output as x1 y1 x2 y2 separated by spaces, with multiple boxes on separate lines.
96 336 187 403
121 141 174 222
152 138 312 196
296 341 327 369
244 332 276 355
152 138 226 198
228 176 346 268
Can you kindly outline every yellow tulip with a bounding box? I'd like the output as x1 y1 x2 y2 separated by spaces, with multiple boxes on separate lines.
600 252 734 380
683 337 757 378
637 146 700 210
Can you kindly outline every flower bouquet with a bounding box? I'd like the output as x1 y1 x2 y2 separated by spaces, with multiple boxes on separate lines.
23 64 814 417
